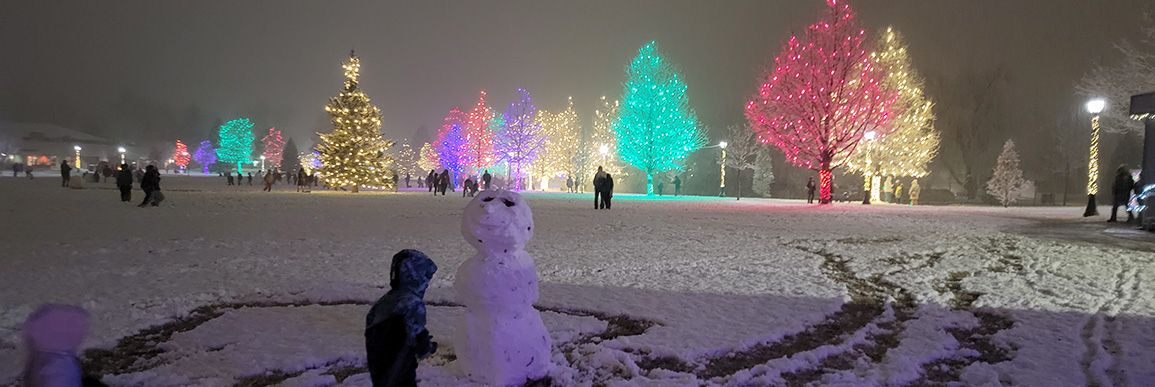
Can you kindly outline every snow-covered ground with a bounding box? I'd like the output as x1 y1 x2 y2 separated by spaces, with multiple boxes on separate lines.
2 175 1153 386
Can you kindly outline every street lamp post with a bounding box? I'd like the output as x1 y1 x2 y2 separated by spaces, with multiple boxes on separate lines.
73 145 81 169
118 147 126 164
719 141 728 197
1085 99 1105 217
260 155 266 172
862 131 877 204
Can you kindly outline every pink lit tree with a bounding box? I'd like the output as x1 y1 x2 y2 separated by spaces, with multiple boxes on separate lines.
745 0 899 204
260 127 285 170
464 91 496 176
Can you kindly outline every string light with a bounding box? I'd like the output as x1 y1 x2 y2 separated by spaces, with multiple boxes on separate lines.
495 88 545 190
464 91 497 176
614 41 704 195
534 97 582 181
590 97 624 180
745 0 899 204
316 51 396 192
194 141 217 173
436 108 469 184
172 140 190 171
261 127 285 170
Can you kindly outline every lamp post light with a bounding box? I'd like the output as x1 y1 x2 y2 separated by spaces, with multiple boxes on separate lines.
73 145 82 169
719 141 728 197
260 155 266 172
118 147 126 164
1085 98 1105 217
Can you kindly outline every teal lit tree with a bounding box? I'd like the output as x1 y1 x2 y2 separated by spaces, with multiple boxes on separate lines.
216 118 255 173
613 41 705 195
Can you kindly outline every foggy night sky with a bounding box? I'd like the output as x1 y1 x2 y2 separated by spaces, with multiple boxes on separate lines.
0 0 1149 149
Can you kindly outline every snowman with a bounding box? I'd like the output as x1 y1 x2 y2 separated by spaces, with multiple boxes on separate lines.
454 189 552 385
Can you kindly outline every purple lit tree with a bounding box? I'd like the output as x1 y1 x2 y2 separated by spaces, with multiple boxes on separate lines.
495 88 545 190
436 108 469 185
193 140 217 173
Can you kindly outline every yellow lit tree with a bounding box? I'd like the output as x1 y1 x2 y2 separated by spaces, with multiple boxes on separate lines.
844 27 940 203
316 51 395 192
588 96 624 185
533 97 582 186
418 142 439 174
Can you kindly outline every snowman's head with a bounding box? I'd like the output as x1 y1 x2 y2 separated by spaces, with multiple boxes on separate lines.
461 189 533 252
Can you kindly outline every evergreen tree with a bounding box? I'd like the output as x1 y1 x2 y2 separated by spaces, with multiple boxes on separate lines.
282 138 301 174
317 51 395 192
216 118 255 173
752 146 776 198
986 140 1030 207
614 41 705 195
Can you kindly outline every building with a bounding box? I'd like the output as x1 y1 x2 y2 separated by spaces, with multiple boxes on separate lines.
0 121 135 171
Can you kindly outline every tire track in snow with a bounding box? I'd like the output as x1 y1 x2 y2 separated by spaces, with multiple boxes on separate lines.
1081 264 1138 387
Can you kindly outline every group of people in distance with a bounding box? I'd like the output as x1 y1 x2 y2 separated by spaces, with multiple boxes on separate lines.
221 168 316 192
426 169 488 196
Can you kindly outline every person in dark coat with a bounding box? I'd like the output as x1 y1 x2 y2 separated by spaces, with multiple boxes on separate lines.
482 170 492 190
601 174 614 210
673 176 682 196
1110 165 1136 223
226 172 234 186
655 179 664 196
806 177 817 204
138 165 162 207
115 164 134 202
247 172 253 186
366 249 438 387
593 166 607 209
462 178 475 197
405 173 411 188
438 171 450 195
60 160 72 187
427 170 436 192
297 168 309 192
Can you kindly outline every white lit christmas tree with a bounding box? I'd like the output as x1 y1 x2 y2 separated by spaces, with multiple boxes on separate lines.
316 51 395 192
986 139 1030 207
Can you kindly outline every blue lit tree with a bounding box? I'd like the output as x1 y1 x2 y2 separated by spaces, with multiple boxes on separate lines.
193 140 217 173
495 88 546 190
216 118 255 173
436 108 469 185
614 41 705 195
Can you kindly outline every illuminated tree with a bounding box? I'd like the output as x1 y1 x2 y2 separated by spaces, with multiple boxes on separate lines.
722 124 759 200
844 27 940 203
535 97 582 183
589 96 624 185
216 118 255 173
436 108 469 184
391 141 419 177
282 138 300 173
987 140 1030 207
1077 15 1155 134
172 140 190 171
418 142 439 174
193 140 216 173
317 51 395 192
746 0 899 204
464 91 497 176
260 127 285 169
614 41 705 195
495 88 546 190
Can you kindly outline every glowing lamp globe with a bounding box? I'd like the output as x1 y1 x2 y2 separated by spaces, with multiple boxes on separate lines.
719 141 728 149
1086 99 1105 114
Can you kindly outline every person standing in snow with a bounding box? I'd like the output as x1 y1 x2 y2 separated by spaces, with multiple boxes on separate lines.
438 171 450 196
226 172 234 186
405 173 411 188
806 177 816 204
297 168 309 193
673 176 682 196
60 160 72 187
894 182 904 204
593 166 607 209
1110 165 1136 223
655 179 664 196
138 165 162 207
263 169 276 192
247 172 253 186
427 170 436 192
601 173 614 209
365 249 438 387
909 179 921 206
115 164 133 202
482 170 492 190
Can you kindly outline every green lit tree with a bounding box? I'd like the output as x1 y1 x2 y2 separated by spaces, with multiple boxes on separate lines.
216 118 255 173
317 51 395 192
614 41 705 195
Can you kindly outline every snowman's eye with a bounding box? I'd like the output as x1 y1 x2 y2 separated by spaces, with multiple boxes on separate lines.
482 196 495 202
502 199 516 207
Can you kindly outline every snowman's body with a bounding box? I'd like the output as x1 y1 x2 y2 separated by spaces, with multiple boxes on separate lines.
454 190 552 386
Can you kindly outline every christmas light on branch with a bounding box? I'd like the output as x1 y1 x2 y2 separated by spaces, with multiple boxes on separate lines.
589 96 624 179
216 118 255 173
495 88 546 190
261 127 285 170
193 140 216 173
172 140 190 171
844 27 940 202
534 97 582 180
464 91 497 176
316 51 395 192
418 142 439 173
436 108 469 184
746 0 900 204
614 41 705 195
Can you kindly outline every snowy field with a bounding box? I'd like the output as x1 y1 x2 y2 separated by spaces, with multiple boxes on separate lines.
2 174 1154 387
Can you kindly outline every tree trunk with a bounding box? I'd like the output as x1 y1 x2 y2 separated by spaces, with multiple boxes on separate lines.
736 169 742 200
862 172 872 204
819 169 833 204
352 184 359 193
646 169 654 195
